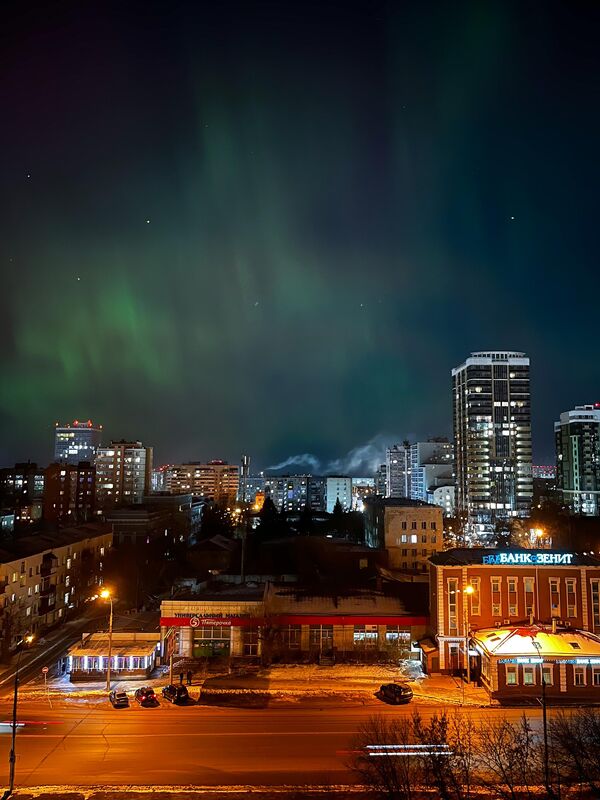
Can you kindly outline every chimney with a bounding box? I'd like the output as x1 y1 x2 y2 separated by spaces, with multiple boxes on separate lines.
552 618 557 634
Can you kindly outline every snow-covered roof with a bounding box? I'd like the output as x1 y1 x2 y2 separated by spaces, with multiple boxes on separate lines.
473 626 600 659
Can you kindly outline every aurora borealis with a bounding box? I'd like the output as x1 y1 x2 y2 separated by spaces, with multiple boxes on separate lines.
1 1 599 469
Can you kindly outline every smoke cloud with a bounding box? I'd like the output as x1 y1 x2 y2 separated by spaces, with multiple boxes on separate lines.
266 433 403 476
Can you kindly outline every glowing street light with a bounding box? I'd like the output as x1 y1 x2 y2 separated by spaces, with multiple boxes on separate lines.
463 585 474 687
7 634 34 795
99 589 114 692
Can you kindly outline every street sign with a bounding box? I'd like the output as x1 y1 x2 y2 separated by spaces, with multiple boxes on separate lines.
41 666 49 674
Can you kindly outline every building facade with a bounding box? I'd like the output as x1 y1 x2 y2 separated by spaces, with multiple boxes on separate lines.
364 497 443 572
452 351 532 532
95 440 153 509
0 524 112 651
0 462 45 527
426 548 600 676
326 476 352 512
43 462 95 524
408 439 454 506
385 443 410 498
555 404 600 516
166 461 239 506
54 420 102 464
160 582 427 664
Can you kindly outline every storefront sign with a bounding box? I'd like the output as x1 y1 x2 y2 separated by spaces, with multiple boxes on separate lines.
482 552 574 566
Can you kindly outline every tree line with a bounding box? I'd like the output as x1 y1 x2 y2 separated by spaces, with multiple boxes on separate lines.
351 708 600 799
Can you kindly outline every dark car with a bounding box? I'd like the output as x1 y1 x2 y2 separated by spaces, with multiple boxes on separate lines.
162 684 189 704
134 687 158 707
375 683 414 705
108 690 129 708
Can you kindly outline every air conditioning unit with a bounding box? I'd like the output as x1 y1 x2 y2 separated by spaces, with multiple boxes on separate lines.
503 619 510 625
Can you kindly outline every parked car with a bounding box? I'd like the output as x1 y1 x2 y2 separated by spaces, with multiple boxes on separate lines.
375 683 413 705
134 687 158 707
108 690 129 708
162 684 189 704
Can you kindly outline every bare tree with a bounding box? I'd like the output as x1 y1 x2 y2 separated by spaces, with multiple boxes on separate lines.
550 708 600 796
349 715 422 800
411 710 476 800
475 715 541 800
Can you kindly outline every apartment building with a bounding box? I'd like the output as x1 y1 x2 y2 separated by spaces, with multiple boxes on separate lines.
95 440 153 509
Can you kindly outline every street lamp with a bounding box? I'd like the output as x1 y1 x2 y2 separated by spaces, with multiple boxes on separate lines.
99 589 113 693
463 585 474 685
7 634 34 798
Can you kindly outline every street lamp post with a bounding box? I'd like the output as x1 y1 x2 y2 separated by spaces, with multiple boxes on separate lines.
100 589 113 693
463 585 474 685
6 634 33 798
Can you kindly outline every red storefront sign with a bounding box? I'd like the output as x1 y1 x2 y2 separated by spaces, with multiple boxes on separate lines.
160 615 427 628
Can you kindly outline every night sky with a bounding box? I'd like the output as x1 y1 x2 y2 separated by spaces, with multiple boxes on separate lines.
1 0 599 471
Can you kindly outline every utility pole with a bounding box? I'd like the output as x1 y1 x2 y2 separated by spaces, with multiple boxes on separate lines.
542 674 551 796
6 635 33 798
100 589 114 692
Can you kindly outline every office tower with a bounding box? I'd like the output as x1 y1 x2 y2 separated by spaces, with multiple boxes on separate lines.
385 443 410 498
409 439 454 504
54 420 102 464
555 404 600 515
452 351 532 531
95 440 153 509
326 476 352 512
44 461 95 523
0 462 45 526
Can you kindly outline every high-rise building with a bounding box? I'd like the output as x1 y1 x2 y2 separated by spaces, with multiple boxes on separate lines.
452 351 532 530
555 404 600 515
165 461 239 506
352 477 375 511
95 441 153 509
43 461 95 523
385 443 410 498
264 474 309 512
54 420 102 464
238 455 251 502
374 464 387 496
326 476 353 512
408 439 454 505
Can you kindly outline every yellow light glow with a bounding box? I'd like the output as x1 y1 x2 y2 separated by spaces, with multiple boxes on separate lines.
100 589 111 599
25 635 34 644
464 585 475 595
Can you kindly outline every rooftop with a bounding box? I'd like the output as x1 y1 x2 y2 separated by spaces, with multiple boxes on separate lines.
473 625 600 659
0 523 111 562
430 548 600 567
364 496 440 509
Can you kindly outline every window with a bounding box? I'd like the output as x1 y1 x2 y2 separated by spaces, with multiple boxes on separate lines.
431 535 437 544
410 534 417 544
523 666 535 685
470 578 480 615
592 581 600 629
421 521 427 530
491 577 501 593
309 625 333 648
574 667 586 687
282 625 301 650
506 665 518 685
508 577 517 593
550 578 560 618
492 603 501 616
354 624 378 647
566 579 576 617
401 534 407 543
411 521 417 530
242 628 259 656
543 666 553 686
385 626 410 645
593 668 600 687
524 577 534 593
421 535 427 543
448 578 459 634
431 521 437 530
401 522 407 530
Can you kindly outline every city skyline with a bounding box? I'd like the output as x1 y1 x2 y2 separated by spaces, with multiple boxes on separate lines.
2 2 599 468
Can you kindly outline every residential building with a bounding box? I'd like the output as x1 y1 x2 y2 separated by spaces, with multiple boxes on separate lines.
95 441 153 509
166 461 239 506
0 523 112 651
555 404 600 515
363 496 443 572
43 461 95 524
105 493 200 546
243 474 266 506
385 443 410 498
264 474 309 512
0 462 45 527
424 547 600 676
326 476 352 512
238 455 251 502
431 485 456 516
408 439 454 506
452 351 533 532
54 420 102 465
374 464 386 496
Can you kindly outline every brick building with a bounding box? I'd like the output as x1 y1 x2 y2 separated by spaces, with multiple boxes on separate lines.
424 548 600 678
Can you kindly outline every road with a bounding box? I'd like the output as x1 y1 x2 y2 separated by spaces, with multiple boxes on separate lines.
0 699 550 788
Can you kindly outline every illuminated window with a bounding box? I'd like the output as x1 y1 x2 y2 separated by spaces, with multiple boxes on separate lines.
574 667 586 687
543 666 553 686
506 665 518 685
448 578 458 634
